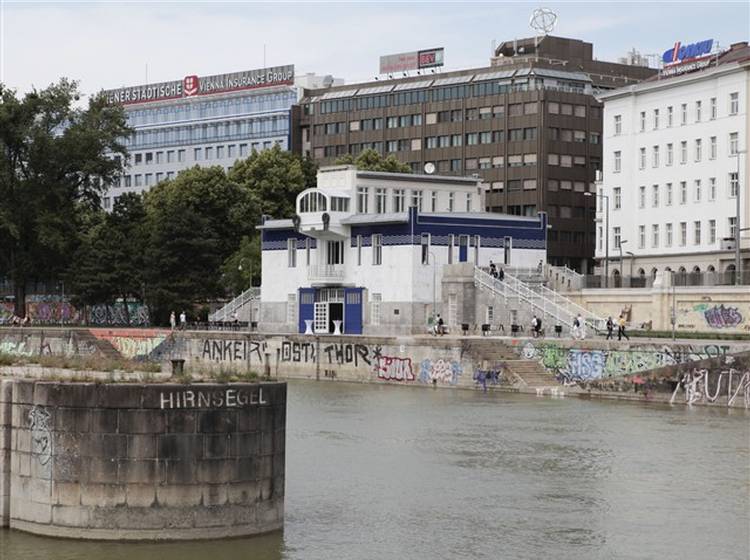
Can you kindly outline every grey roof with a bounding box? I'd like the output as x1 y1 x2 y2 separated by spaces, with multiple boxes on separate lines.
356 169 478 185
432 75 474 86
257 219 294 230
427 212 537 222
531 68 591 82
472 69 516 82
393 79 434 91
356 85 395 96
340 213 409 225
319 89 358 100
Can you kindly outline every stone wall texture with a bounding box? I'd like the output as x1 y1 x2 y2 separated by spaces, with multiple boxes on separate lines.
1 380 286 540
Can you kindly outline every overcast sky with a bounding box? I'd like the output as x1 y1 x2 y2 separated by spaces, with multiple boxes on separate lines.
1 1 748 95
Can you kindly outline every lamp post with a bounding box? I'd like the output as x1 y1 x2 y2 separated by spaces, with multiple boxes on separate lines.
584 191 609 287
618 240 627 288
429 250 437 323
668 269 676 341
626 251 635 284
732 149 746 285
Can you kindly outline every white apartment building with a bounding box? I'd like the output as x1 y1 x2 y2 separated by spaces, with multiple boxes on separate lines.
597 41 749 282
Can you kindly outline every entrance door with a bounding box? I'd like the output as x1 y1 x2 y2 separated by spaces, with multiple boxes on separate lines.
329 303 344 333
298 288 315 333
314 302 329 333
343 288 363 334
458 235 469 262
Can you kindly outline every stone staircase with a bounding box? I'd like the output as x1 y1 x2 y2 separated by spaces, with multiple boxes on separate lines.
72 330 123 361
466 339 560 388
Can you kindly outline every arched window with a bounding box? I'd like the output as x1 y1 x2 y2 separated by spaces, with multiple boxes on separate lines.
637 268 646 277
299 191 327 213
651 267 658 278
707 265 716 273
692 266 701 273
678 266 686 273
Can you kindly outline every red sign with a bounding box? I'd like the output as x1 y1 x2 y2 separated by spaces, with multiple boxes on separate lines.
183 75 199 97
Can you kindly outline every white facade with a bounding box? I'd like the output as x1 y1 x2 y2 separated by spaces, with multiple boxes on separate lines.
259 166 547 335
598 51 750 279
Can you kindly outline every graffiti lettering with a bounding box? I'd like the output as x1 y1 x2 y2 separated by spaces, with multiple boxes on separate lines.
201 339 265 362
279 341 316 363
28 406 52 466
670 368 750 408
702 305 743 329
375 356 414 381
418 358 462 385
323 343 370 366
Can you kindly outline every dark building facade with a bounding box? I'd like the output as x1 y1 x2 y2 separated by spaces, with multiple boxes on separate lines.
294 36 656 271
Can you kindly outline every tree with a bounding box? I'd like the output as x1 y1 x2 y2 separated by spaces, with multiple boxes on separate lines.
336 148 411 173
0 79 130 316
142 166 256 324
228 144 316 220
221 235 261 295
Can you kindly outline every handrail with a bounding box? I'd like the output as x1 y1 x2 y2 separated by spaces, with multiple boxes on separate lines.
209 287 261 322
474 267 606 332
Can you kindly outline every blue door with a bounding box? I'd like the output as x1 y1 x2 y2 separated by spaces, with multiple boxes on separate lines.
343 288 363 334
458 235 468 262
298 288 315 333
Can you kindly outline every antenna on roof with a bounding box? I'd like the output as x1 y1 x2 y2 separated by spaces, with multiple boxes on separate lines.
529 7 558 50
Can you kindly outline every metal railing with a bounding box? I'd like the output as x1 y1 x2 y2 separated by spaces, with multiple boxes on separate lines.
546 264 584 291
475 266 606 333
308 265 345 282
209 287 260 322
583 270 750 288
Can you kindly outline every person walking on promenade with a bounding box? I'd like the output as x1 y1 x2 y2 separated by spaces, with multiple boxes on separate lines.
606 316 614 340
489 261 498 278
170 311 176 331
498 267 505 282
437 314 445 336
179 310 187 331
531 315 538 338
617 314 630 341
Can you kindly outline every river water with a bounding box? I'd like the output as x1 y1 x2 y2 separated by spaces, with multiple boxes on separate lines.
1 381 748 560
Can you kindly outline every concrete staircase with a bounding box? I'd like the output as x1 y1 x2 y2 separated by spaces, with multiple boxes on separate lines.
505 359 558 387
466 339 560 388
72 330 122 361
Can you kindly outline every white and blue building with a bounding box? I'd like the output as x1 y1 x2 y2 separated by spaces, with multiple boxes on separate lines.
258 166 547 335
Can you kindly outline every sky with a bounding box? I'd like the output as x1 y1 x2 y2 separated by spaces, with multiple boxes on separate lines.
1 1 748 96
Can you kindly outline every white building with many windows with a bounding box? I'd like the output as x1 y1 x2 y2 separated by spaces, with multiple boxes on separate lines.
100 66 340 208
258 166 547 335
597 41 749 283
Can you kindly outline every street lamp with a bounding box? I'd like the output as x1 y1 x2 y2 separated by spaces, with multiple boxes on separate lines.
584 190 609 287
238 258 252 289
732 149 746 285
618 240 628 288
626 251 635 283
429 250 438 324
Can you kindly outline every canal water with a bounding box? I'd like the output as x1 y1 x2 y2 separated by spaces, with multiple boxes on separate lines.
1 381 748 560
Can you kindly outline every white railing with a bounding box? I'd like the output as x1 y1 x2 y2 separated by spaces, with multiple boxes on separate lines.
308 265 345 282
474 267 606 333
546 264 584 291
209 287 260 322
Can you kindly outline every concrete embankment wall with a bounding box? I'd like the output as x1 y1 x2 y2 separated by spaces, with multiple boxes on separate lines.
0 380 286 540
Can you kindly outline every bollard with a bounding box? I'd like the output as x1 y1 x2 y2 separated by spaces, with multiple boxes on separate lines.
170 359 185 376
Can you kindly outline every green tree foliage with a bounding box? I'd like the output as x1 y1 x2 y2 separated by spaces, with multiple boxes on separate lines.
142 166 256 323
221 235 261 295
0 79 130 315
336 148 411 173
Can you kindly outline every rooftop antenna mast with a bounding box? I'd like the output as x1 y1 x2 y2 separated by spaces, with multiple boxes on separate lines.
529 7 558 54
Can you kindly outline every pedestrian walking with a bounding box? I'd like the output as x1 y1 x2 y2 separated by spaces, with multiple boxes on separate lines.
606 316 614 340
489 261 498 278
169 311 176 330
617 314 630 341
531 315 538 338
179 311 187 331
537 260 544 274
437 314 445 336
498 267 505 282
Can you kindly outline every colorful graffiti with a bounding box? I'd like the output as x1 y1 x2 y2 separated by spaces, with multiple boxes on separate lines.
29 406 53 466
418 358 462 385
91 329 170 360
473 369 502 391
0 298 150 326
691 304 744 329
670 368 750 408
519 341 734 385
374 356 414 382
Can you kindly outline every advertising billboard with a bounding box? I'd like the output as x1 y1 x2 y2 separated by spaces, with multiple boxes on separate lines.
379 48 444 74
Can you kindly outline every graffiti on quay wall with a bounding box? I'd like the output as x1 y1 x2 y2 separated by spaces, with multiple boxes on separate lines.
0 298 150 326
0 337 35 357
670 368 750 408
277 340 372 367
28 406 53 466
374 356 414 382
473 369 502 390
324 343 371 367
418 358 462 385
692 303 744 329
90 329 171 360
519 341 733 385
200 338 267 363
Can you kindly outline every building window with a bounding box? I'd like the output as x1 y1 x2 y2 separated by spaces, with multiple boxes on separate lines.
695 100 702 122
598 226 603 251
680 222 687 246
178 149 186 162
666 223 673 247
694 221 702 245
613 227 621 249
709 219 716 244
305 238 311 266
729 217 737 238
431 191 437 212
652 145 659 167
638 186 646 208
681 103 687 125
421 233 430 265
286 294 297 327
372 234 382 265
392 189 405 213
614 114 622 135
667 106 673 127
680 181 687 204
613 187 622 209
680 141 687 164
652 184 659 207
652 224 659 248
375 188 387 214
548 102 560 114
370 293 382 326
134 174 142 187
465 193 472 212
639 111 646 132
448 234 454 264
729 132 739 155
730 92 739 115
638 225 645 249
695 139 702 162
694 179 701 202
205 147 213 160
710 97 717 120
357 187 369 213
326 240 345 265
709 136 717 160
287 239 297 267
613 151 621 173
411 190 423 211
134 153 142 165
709 177 717 201
123 175 132 188
666 183 673 206
194 148 202 161
666 143 673 166
729 172 739 197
